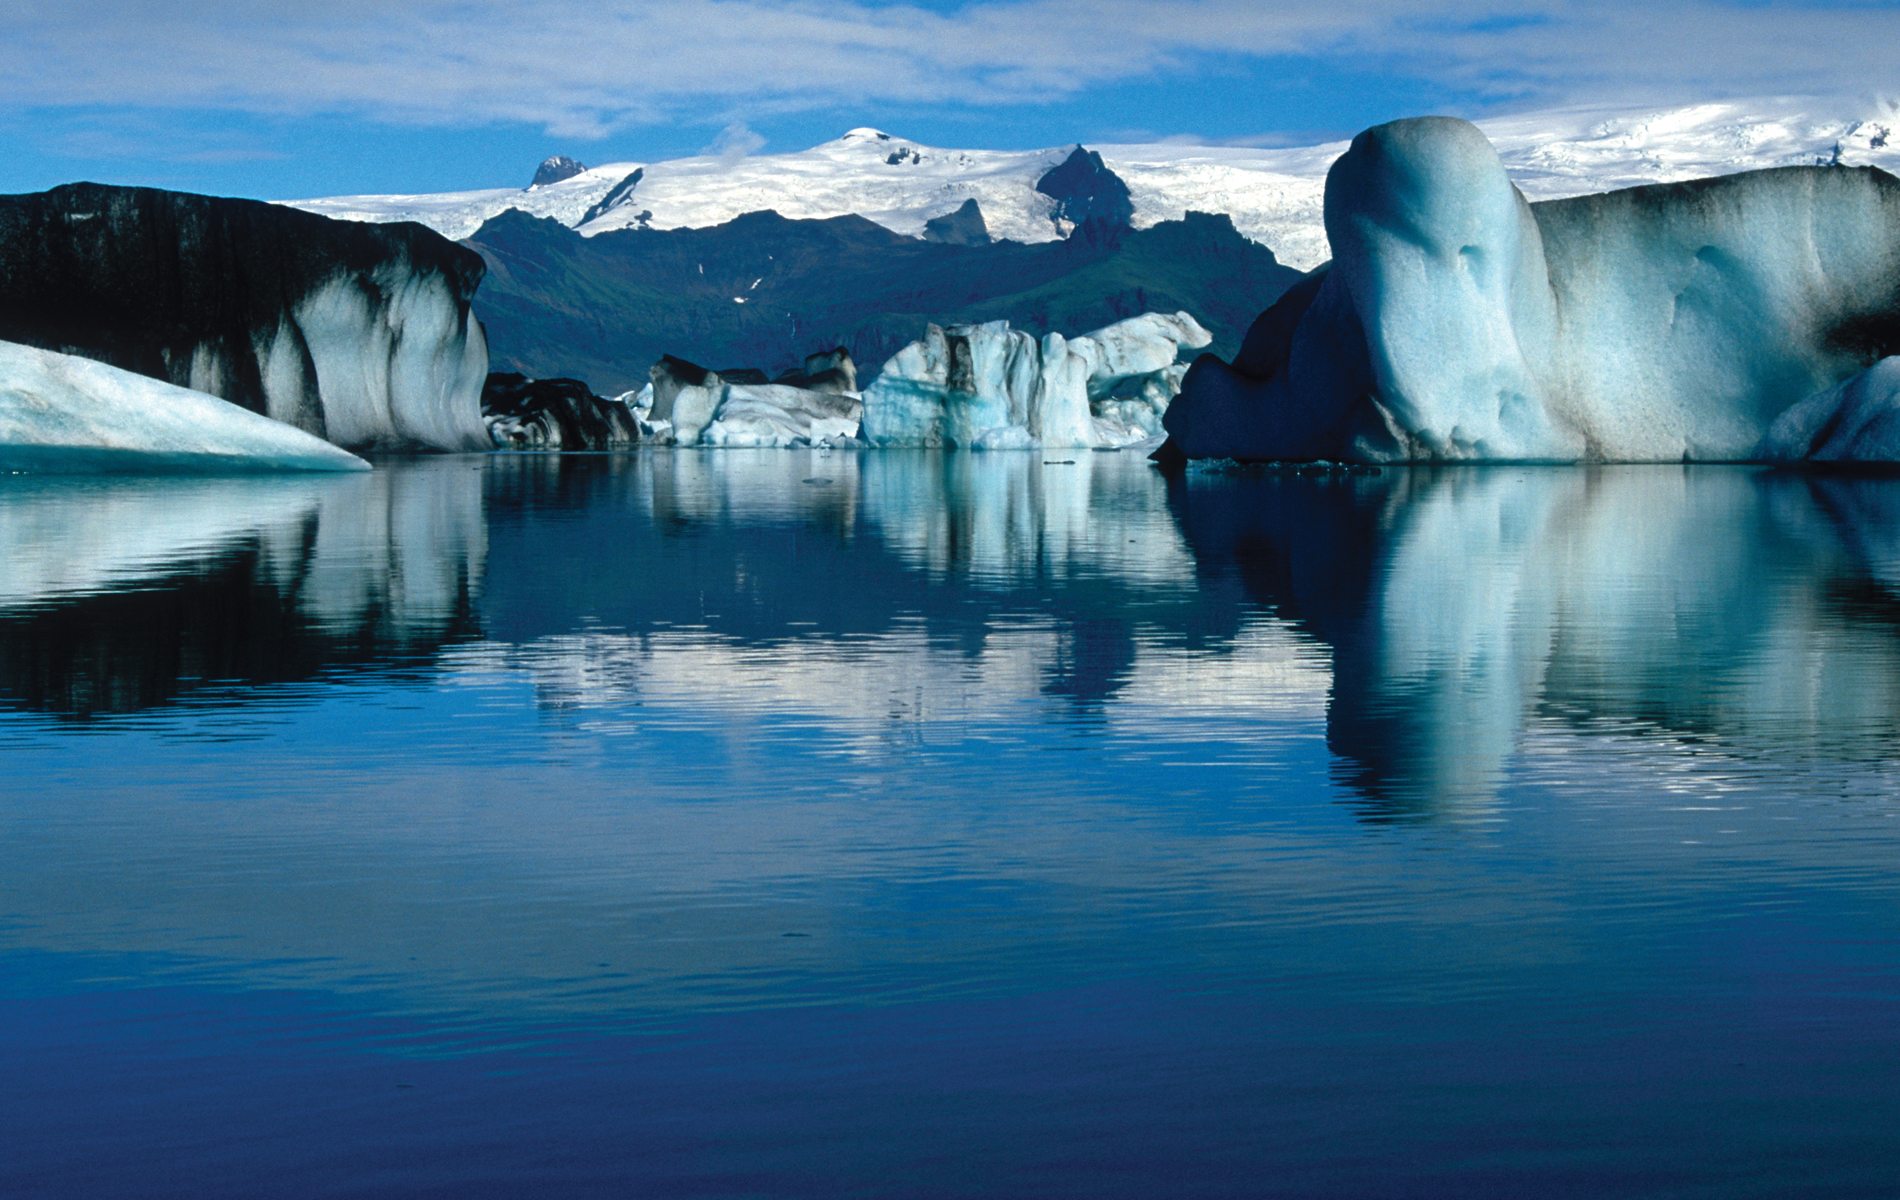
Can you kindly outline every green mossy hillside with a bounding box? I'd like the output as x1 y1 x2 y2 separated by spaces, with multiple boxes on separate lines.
466 208 1302 394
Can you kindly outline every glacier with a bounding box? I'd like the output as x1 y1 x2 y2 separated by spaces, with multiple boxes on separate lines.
0 182 491 453
288 98 1900 274
0 339 370 473
1163 117 1900 464
861 312 1211 449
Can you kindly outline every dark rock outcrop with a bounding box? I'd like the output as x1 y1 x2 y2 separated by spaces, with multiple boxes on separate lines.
667 347 858 397
922 199 991 246
648 355 716 427
580 169 645 225
0 181 491 451
774 347 858 394
530 156 588 188
1036 147 1135 232
482 372 639 450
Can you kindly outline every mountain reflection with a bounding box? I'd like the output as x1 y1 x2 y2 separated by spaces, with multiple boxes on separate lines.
0 463 485 717
1166 464 1900 815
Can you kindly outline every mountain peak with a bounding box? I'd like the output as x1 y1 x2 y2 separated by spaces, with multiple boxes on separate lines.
1035 146 1134 232
529 156 588 188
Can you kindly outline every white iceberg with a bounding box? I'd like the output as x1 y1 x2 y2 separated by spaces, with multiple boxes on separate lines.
0 339 370 472
646 370 861 449
1163 117 1900 463
699 384 864 448
269 265 491 452
860 311 1210 449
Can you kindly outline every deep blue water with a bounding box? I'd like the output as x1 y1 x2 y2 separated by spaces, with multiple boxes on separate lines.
3 451 1899 1197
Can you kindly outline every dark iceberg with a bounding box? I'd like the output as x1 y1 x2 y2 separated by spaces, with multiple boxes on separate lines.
0 182 491 451
482 372 640 450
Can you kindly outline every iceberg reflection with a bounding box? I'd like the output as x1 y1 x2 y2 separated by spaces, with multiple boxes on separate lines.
1166 464 1900 814
7 453 1900 1028
476 451 1229 719
7 451 1899 811
0 460 485 716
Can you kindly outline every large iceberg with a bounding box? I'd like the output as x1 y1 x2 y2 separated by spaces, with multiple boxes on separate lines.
0 182 491 453
861 311 1212 448
697 384 863 448
1162 117 1900 463
0 340 369 472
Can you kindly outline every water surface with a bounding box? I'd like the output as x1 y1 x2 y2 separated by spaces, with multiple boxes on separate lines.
4 452 1899 1197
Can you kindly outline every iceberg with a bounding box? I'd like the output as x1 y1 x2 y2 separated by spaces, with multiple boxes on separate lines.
483 373 640 450
0 340 370 472
861 311 1211 448
644 354 865 448
699 384 863 448
0 182 491 453
1163 117 1900 463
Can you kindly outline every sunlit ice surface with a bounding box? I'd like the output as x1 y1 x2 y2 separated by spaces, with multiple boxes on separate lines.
2 451 1898 1198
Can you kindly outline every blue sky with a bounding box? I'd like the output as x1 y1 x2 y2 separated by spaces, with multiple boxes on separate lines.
1 1 1894 199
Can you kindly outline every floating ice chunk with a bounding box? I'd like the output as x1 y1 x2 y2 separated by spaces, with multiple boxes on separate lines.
972 424 1038 450
1756 357 1900 462
1071 311 1213 397
482 373 640 450
668 381 724 445
700 383 864 447
0 340 370 473
861 311 1210 448
1322 117 1570 460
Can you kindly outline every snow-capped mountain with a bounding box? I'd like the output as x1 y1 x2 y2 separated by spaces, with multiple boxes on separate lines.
291 129 1078 246
287 97 1900 271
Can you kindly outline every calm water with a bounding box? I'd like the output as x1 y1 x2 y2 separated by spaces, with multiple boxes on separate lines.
3 451 1899 1198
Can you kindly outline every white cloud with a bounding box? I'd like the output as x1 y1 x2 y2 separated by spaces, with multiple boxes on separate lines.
704 120 768 159
0 2 1894 137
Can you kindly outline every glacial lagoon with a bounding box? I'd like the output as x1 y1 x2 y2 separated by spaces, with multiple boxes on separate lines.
3 451 1899 1197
